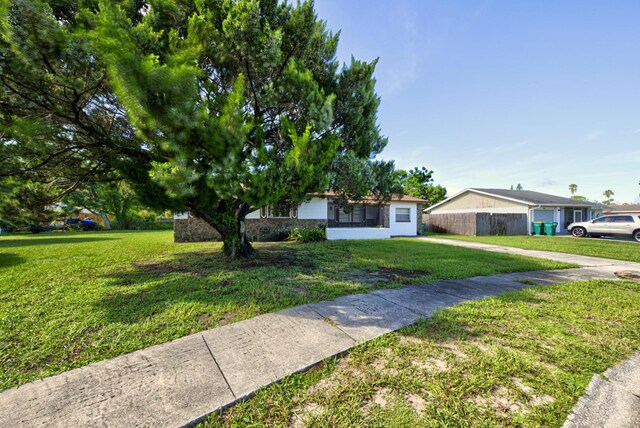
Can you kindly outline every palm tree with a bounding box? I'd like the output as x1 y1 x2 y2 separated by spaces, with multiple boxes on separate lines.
569 184 578 195
603 189 615 205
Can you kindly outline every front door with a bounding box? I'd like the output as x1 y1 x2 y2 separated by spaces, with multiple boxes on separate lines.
573 209 583 223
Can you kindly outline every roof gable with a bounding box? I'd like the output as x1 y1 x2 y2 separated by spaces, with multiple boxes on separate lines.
470 188 602 207
426 188 604 211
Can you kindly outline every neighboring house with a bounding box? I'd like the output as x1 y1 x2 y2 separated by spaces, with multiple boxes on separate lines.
174 193 426 242
604 204 640 215
424 188 604 236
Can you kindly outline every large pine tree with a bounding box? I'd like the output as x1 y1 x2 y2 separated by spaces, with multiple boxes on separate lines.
1 0 390 257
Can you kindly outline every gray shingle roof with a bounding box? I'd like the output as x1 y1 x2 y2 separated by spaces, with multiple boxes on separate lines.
605 204 640 212
470 188 603 207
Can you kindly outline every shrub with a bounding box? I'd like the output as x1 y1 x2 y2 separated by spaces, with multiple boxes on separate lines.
287 227 326 243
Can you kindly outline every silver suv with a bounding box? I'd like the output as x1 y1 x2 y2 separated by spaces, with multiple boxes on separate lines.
568 214 640 242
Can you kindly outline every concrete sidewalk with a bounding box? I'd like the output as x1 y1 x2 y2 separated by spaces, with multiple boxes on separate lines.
418 236 640 269
563 351 640 428
0 241 638 427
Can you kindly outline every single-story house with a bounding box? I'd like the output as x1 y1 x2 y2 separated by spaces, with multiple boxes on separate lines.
604 204 640 215
424 188 605 236
174 193 427 242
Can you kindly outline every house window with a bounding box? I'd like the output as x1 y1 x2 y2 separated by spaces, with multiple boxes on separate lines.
268 204 291 218
396 207 411 222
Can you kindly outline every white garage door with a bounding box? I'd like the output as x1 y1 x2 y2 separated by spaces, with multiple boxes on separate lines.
532 209 555 222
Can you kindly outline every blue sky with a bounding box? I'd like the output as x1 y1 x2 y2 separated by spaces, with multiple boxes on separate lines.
314 0 640 203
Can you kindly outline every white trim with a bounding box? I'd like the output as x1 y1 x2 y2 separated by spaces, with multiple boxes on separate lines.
574 209 583 223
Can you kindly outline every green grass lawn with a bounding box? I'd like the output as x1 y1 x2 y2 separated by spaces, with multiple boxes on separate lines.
206 278 640 428
0 231 570 391
432 234 640 263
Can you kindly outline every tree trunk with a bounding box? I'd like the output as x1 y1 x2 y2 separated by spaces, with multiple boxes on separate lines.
220 218 255 258
194 203 255 258
100 213 112 230
86 208 111 229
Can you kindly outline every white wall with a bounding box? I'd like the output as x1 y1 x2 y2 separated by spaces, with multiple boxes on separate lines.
327 227 390 240
298 198 327 219
389 202 417 236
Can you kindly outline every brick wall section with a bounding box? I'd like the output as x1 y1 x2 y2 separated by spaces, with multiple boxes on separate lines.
174 217 221 242
382 205 390 228
417 204 423 234
174 216 327 243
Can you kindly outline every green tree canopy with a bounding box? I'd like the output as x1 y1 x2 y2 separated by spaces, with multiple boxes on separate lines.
393 167 447 205
1 0 393 257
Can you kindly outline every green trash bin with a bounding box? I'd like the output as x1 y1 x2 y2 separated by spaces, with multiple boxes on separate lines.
532 222 544 236
544 222 557 236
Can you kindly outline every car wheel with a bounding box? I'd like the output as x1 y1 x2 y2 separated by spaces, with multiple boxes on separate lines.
571 227 586 238
634 230 640 243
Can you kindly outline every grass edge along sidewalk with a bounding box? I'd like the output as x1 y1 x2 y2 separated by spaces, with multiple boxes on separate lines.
205 277 640 428
429 234 640 264
0 266 629 427
0 232 571 390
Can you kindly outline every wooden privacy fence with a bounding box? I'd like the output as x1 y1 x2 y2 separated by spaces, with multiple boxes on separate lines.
424 213 528 236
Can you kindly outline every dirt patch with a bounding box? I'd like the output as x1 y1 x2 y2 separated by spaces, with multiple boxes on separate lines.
309 376 341 396
530 393 554 407
370 387 392 408
130 246 317 278
511 377 533 394
440 341 469 360
533 291 552 300
346 267 430 284
471 339 493 354
290 402 324 428
239 247 317 270
615 270 640 281
511 377 555 407
371 357 399 376
398 336 424 346
473 385 529 417
411 357 448 372
406 392 428 413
